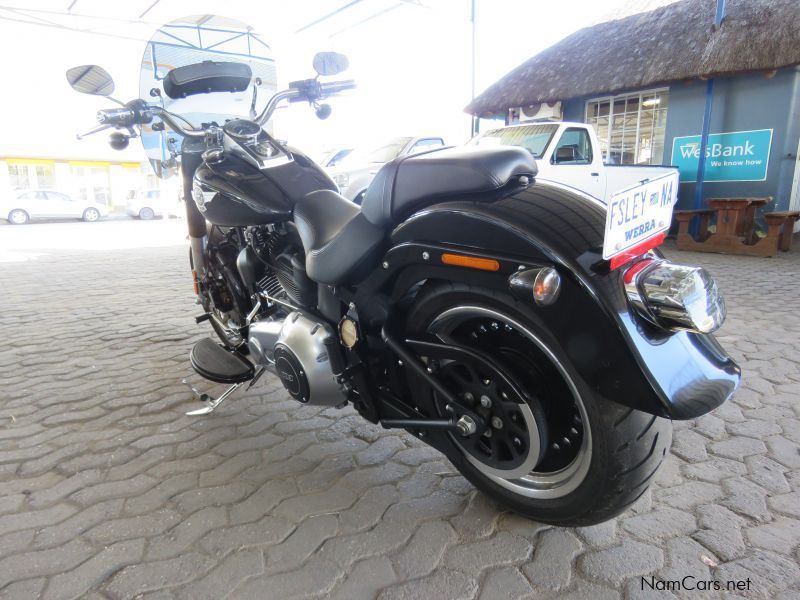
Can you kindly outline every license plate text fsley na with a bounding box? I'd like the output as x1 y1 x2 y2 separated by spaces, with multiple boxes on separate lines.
603 171 679 260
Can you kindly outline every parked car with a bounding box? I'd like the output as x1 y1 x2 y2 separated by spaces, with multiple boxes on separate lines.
469 121 675 202
1 189 108 224
332 136 446 203
317 147 353 170
126 188 181 220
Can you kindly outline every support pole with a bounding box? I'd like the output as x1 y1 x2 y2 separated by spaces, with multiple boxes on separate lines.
470 0 478 137
692 0 726 232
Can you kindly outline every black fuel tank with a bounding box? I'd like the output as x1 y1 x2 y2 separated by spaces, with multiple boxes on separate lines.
194 147 336 227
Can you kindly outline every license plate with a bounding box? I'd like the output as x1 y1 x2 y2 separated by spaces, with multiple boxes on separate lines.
603 171 679 260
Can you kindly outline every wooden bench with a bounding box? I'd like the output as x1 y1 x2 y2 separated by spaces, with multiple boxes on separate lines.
764 211 800 252
674 209 715 247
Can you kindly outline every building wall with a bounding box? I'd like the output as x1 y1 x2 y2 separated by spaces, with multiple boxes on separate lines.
562 67 800 216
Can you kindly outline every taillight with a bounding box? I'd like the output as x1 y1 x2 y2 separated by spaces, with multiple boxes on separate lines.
624 259 726 334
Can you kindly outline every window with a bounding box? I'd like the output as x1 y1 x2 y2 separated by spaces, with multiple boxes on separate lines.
586 89 668 165
46 192 73 202
8 165 30 190
552 128 593 164
471 124 559 158
409 138 444 155
35 165 55 189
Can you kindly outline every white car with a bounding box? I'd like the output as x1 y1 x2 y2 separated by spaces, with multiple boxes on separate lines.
331 136 446 203
469 122 675 202
1 189 108 225
126 189 181 220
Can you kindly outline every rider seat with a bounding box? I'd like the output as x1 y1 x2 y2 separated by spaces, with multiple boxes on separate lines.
294 146 537 286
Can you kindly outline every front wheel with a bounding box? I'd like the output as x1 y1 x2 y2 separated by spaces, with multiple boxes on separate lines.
406 282 672 526
82 208 100 222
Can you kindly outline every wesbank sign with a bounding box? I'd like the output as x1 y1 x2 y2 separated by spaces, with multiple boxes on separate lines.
670 129 773 182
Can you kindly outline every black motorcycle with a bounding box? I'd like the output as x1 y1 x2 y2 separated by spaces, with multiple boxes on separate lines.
67 20 739 526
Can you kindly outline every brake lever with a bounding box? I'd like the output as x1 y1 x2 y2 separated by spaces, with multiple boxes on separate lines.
76 123 111 140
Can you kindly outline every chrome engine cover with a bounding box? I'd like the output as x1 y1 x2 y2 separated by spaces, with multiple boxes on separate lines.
248 312 343 406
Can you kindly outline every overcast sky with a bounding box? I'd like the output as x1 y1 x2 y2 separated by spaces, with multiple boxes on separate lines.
0 0 678 160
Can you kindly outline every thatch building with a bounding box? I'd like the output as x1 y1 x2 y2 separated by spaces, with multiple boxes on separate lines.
467 0 800 213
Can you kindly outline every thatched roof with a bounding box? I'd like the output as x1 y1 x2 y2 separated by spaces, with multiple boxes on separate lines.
466 0 800 116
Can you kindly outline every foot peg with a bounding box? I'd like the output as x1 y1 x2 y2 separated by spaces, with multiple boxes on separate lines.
183 338 257 416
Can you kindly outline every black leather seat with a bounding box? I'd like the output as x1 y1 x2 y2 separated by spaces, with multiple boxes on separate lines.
360 145 537 226
294 146 537 286
294 190 385 285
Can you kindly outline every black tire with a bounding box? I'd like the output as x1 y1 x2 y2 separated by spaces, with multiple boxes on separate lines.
406 281 672 526
139 207 155 220
8 209 29 225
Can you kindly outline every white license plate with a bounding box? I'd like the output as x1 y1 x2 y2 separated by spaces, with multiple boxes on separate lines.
603 171 679 260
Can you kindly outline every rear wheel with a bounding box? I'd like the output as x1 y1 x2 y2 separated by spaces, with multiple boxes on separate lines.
8 209 29 225
407 282 672 525
139 207 155 220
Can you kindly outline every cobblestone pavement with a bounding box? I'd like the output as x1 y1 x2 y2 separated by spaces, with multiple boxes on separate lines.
1 233 799 599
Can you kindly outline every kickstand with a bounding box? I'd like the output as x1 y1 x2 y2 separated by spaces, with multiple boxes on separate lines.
182 378 243 416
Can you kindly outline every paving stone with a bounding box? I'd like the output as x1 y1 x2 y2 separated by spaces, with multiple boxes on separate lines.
522 528 582 591
229 556 343 599
575 520 617 548
709 437 767 461
655 481 724 509
578 539 664 585
391 521 457 580
199 515 294 558
681 457 747 483
657 537 717 591
443 531 531 572
744 517 800 555
355 436 407 466
228 478 297 525
745 455 791 494
85 509 183 546
479 567 533 600
692 504 747 562
43 539 146 600
328 555 397 600
671 429 709 462
378 569 478 600
146 506 228 560
0 538 95 589
712 549 800 594
175 549 263 600
265 514 338 574
449 491 502 539
105 552 216 599
721 477 771 521
768 491 800 518
338 484 398 534
621 507 697 542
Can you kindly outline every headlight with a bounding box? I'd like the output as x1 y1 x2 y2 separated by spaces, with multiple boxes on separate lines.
625 260 726 333
333 173 349 188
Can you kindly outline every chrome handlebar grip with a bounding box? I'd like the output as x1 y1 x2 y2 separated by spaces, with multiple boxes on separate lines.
96 107 135 125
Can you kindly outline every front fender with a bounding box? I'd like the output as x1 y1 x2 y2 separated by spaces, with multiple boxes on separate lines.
389 180 740 420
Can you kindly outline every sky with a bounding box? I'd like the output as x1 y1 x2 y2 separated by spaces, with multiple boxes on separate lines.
0 0 678 161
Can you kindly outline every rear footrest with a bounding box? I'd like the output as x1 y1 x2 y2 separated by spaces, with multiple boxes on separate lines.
190 338 254 384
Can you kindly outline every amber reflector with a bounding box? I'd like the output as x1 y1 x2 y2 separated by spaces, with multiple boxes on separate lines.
191 270 200 295
441 253 500 272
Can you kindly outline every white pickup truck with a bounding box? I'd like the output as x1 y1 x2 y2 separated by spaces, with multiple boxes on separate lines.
469 121 676 202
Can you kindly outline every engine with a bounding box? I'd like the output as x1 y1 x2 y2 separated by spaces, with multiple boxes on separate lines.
251 225 316 307
247 312 344 407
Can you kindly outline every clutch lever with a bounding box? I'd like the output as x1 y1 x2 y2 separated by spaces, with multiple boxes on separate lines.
76 123 111 140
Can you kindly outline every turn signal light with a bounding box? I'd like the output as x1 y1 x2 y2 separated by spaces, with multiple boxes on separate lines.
441 253 500 272
508 267 561 306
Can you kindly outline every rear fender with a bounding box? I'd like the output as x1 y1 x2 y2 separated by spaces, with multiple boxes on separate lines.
385 181 740 420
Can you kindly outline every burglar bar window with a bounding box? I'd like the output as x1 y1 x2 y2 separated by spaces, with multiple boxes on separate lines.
585 89 668 165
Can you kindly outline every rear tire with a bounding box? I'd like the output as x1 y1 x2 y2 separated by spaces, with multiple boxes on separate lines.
8 209 29 225
139 207 155 220
406 281 672 526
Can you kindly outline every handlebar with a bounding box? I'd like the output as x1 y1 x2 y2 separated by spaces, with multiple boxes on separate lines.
90 78 356 141
96 107 136 126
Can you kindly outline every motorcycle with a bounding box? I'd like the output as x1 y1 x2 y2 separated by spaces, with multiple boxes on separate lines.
67 15 740 525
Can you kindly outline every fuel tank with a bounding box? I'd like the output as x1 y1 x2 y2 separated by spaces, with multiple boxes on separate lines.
193 146 336 226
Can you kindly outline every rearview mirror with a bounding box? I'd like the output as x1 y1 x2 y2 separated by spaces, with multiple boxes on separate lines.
66 65 115 96
312 52 349 77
